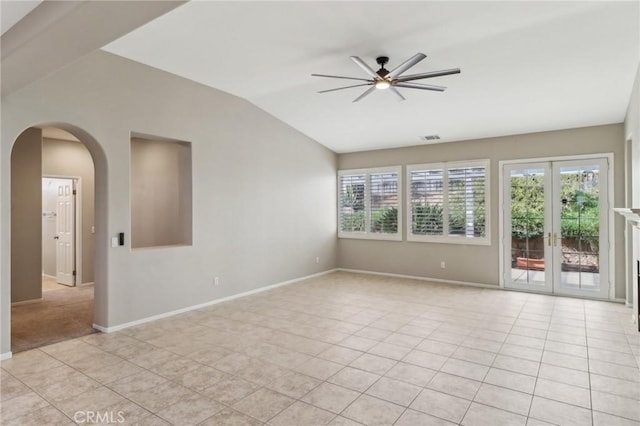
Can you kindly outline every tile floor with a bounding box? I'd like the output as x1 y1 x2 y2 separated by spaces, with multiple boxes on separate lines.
1 271 639 425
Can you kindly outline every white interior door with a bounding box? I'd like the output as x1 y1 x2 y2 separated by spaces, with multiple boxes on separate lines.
55 179 75 286
503 158 609 299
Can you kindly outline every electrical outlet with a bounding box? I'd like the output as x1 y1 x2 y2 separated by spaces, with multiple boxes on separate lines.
214 276 220 286
316 257 320 264
440 261 446 269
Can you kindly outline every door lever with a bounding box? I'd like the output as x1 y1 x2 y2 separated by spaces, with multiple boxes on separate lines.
553 232 558 246
53 236 59 240
547 232 551 246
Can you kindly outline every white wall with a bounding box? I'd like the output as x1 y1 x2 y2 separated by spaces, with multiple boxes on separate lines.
1 50 337 355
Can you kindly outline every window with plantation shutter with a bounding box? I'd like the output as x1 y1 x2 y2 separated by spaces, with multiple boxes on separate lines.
407 160 490 245
338 167 401 240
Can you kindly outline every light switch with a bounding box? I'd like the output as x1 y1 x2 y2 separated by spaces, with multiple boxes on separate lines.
111 237 119 248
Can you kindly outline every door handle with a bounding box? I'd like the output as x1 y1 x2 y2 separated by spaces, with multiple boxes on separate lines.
547 232 551 246
53 236 59 240
553 232 559 246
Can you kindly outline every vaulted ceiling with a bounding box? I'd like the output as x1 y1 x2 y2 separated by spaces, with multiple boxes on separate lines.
5 2 639 153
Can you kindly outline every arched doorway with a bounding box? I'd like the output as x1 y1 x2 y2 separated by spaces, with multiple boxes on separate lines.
8 124 108 353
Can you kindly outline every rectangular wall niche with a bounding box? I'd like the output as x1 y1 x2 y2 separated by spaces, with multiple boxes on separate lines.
131 134 193 249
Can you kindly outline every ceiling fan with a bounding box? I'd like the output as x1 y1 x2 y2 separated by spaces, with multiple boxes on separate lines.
312 53 460 102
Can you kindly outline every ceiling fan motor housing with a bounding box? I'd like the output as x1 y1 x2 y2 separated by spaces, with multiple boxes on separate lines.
376 56 390 78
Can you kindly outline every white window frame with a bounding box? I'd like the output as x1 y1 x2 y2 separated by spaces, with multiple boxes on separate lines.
338 166 402 241
407 160 490 245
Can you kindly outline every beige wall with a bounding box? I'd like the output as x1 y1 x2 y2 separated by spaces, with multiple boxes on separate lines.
42 138 95 283
11 128 42 303
131 138 192 248
338 124 626 298
1 50 337 354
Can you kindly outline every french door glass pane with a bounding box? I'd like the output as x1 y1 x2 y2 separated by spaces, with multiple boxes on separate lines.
510 167 547 286
558 164 601 291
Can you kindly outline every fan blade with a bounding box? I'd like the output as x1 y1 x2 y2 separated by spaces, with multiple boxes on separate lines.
311 74 372 82
388 53 427 79
396 68 461 82
395 82 446 92
350 56 378 78
318 83 372 94
352 86 376 103
389 87 406 101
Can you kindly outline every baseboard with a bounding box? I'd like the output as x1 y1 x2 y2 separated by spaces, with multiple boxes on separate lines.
42 273 56 279
614 298 629 305
93 268 339 333
0 352 12 361
78 281 94 287
337 268 499 289
11 298 43 306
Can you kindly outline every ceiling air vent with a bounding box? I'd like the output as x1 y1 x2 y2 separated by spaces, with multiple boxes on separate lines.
421 135 440 141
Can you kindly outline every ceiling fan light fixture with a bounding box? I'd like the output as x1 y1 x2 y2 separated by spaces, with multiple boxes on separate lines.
375 80 391 90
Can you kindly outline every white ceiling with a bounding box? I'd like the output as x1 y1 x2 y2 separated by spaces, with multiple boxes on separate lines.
103 1 639 153
0 0 42 35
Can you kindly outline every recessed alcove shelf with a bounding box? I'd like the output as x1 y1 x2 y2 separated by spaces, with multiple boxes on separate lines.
130 133 192 249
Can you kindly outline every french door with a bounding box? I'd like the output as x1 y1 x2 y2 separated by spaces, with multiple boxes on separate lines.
503 158 609 299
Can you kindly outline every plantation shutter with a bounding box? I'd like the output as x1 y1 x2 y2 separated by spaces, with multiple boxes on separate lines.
339 174 366 232
410 169 444 235
447 166 487 238
369 172 399 234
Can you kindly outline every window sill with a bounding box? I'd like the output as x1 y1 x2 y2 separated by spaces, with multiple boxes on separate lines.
407 235 490 246
338 233 402 242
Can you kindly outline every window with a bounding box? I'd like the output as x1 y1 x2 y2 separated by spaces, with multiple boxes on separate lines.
338 166 401 240
408 160 489 244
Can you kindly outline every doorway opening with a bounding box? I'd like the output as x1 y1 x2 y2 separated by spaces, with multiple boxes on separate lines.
11 126 97 353
500 155 613 300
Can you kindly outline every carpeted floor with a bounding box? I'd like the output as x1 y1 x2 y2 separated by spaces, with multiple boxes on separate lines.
11 279 96 353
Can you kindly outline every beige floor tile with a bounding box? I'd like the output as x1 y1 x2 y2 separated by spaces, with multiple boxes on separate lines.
453 346 497 366
441 358 489 381
82 359 145 385
590 374 640 400
383 332 423 348
203 376 260 404
108 370 168 395
592 411 640 426
294 357 344 380
302 382 360 413
0 372 30 402
589 347 639 367
1 350 64 377
339 335 379 352
529 396 593 426
354 327 393 341
483 368 536 394
368 342 411 360
327 415 366 426
589 359 640 382
0 391 50 421
384 361 436 387
199 407 263 426
265 370 322 399
427 371 481 400
591 390 640 421
233 387 294 422
415 339 458 357
328 367 380 392
403 349 448 370
349 353 397 375
534 378 591 408
2 405 73 426
410 388 471 423
365 376 421 406
156 394 224 426
318 345 364 365
542 350 589 372
129 381 196 412
474 383 532 415
499 343 542 362
544 340 588 358
54 386 124 417
461 402 527 426
269 401 335 426
537 363 590 388
341 394 405 426
395 409 457 426
492 354 540 376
